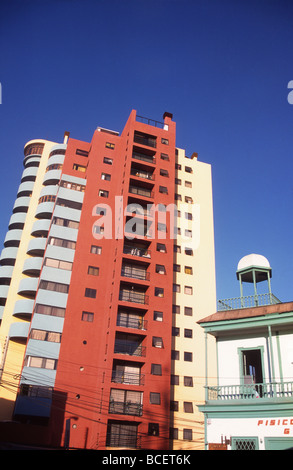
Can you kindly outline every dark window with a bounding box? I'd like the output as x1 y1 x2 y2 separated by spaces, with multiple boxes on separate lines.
85 288 96 298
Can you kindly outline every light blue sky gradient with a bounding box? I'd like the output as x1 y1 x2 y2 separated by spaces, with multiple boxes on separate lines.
0 0 292 303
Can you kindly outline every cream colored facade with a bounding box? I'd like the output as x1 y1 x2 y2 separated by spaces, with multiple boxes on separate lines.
171 148 217 449
0 138 62 419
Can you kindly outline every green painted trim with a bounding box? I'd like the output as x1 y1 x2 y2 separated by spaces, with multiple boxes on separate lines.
201 311 293 335
237 345 266 385
199 401 293 418
276 332 283 383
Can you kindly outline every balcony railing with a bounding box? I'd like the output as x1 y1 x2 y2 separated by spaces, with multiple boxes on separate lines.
111 370 145 386
119 290 149 305
217 293 281 311
121 266 150 281
117 315 147 330
106 431 140 449
206 381 293 401
109 400 143 416
130 168 155 181
129 185 154 199
132 151 156 165
114 340 146 357
136 115 166 129
123 244 151 259
133 133 157 148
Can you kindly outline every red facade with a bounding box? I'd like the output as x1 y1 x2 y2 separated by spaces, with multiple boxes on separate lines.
49 110 177 449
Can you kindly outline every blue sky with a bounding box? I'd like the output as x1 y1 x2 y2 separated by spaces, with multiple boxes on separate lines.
0 0 292 303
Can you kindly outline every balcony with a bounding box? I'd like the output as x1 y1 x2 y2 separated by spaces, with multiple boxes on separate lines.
130 167 155 181
114 333 146 357
111 370 144 386
217 293 281 311
117 311 147 331
109 400 143 417
129 185 154 199
206 381 293 402
121 264 149 281
133 131 156 148
123 244 151 259
119 289 149 305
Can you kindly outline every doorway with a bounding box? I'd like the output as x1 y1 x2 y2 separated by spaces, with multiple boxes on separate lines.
241 348 264 397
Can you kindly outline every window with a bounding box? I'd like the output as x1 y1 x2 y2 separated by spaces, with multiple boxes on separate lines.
35 304 65 318
99 189 109 198
161 153 169 161
184 307 193 316
88 266 99 276
184 376 193 387
185 166 192 173
154 287 164 297
82 311 94 322
73 163 86 172
30 329 61 343
173 284 180 293
173 264 180 272
175 163 181 170
90 245 102 254
171 350 179 360
105 142 115 149
152 337 163 348
60 180 86 192
172 327 180 337
53 217 79 229
184 402 193 413
156 264 166 274
185 229 192 238
171 375 179 385
184 266 193 275
76 149 89 157
184 286 193 295
150 392 161 405
170 401 179 411
172 305 180 314
103 157 113 165
174 193 182 201
25 356 57 370
174 244 181 253
160 169 169 177
48 237 76 250
151 364 162 375
159 186 168 194
185 247 193 256
161 138 169 145
175 178 181 185
185 181 192 188
44 258 72 271
169 428 178 439
38 195 56 204
185 196 193 203
101 172 111 180
184 328 193 338
85 288 96 298
183 429 192 440
156 243 166 252
184 352 193 362
185 212 193 220
153 311 163 321
39 280 69 293
148 423 159 436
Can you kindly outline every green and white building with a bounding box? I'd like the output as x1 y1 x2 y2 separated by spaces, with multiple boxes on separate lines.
198 254 293 451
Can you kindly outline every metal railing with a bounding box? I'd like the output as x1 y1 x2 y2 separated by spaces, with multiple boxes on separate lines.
129 185 154 198
136 115 166 129
111 370 145 386
133 133 157 148
119 290 149 305
217 293 281 311
121 266 150 281
130 168 155 181
132 151 156 165
117 315 147 330
114 340 146 357
123 244 151 259
206 381 293 401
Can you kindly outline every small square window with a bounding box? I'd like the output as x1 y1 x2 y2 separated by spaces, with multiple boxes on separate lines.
157 243 166 252
173 264 180 272
172 327 180 337
150 392 161 405
105 142 115 149
101 173 111 181
185 181 192 188
184 402 193 413
103 157 113 165
184 307 193 316
159 186 168 194
184 286 193 295
155 287 164 297
173 284 180 293
171 350 179 360
156 264 166 274
174 244 181 253
90 245 102 254
81 311 94 322
152 337 164 348
185 166 192 173
88 266 99 276
99 189 109 198
185 247 193 256
170 401 179 411
184 328 193 338
184 352 193 362
161 138 169 145
172 305 180 314
161 153 169 161
148 423 159 436
160 169 169 177
175 178 181 185
154 311 163 321
183 429 192 440
175 163 181 170
171 375 179 385
85 288 96 298
184 376 193 387
151 364 162 375
184 266 193 275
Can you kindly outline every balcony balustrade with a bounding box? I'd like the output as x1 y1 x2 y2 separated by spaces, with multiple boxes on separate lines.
132 151 155 165
116 314 147 331
121 266 149 281
119 290 148 305
217 293 281 311
129 185 154 199
123 244 151 259
130 168 155 181
206 381 293 401
133 133 156 148
114 340 146 357
109 400 143 416
111 370 144 386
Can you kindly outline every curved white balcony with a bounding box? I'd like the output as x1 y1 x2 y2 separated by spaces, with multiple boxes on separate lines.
13 298 34 318
22 257 43 276
46 153 65 168
17 277 38 297
43 170 62 186
27 237 47 256
31 219 51 237
8 212 27 230
4 229 22 247
17 181 35 197
13 196 31 213
0 285 9 300
0 247 18 265
35 201 55 219
39 185 58 199
24 155 41 168
0 265 14 281
21 166 38 182
9 321 30 341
